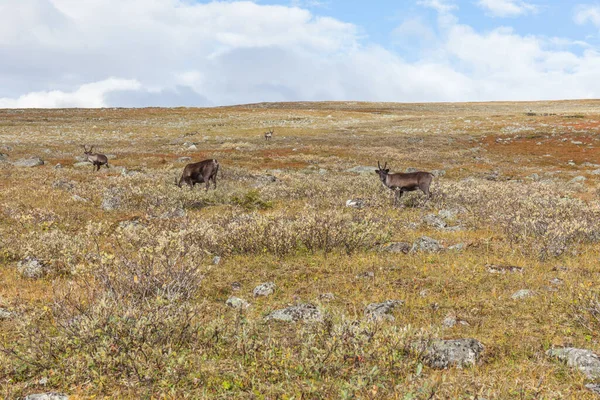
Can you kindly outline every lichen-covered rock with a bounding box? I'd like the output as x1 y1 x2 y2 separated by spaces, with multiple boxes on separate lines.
547 347 600 379
52 179 75 191
511 289 535 300
226 297 250 309
177 156 192 163
346 199 365 209
382 242 411 254
265 303 323 323
414 338 484 369
356 271 374 279
212 256 221 265
364 300 403 321
423 214 447 229
0 307 14 320
412 237 443 253
486 264 524 274
17 257 48 279
24 393 69 400
253 282 276 297
586 384 600 396
346 166 377 174
12 157 44 167
442 314 469 328
101 188 124 211
318 293 335 301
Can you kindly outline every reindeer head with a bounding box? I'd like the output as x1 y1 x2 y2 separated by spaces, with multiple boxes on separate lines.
375 161 390 183
82 145 94 155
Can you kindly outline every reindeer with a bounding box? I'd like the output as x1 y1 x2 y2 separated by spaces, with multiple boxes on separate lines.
82 145 109 171
264 129 273 141
178 159 219 190
375 161 433 206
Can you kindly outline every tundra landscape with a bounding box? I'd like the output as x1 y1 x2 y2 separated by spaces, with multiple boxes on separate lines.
2 101 600 398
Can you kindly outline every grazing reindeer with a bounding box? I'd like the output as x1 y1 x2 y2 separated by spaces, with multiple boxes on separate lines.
375 161 433 206
178 159 219 190
264 129 273 141
82 145 109 171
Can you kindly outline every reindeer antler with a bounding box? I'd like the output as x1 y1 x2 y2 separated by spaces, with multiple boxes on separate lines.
377 161 381 170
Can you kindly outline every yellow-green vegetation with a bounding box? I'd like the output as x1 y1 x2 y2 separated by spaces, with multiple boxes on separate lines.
2 101 600 398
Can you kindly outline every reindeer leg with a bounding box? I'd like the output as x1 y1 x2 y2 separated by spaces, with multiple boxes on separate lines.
212 174 217 190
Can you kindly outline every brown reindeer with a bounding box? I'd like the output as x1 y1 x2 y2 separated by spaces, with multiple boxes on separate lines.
264 129 273 141
82 145 109 171
178 159 219 190
375 161 433 206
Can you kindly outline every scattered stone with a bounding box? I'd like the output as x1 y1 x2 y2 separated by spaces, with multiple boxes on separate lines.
442 314 470 328
382 242 411 254
177 157 192 163
414 338 484 369
552 265 569 272
24 394 69 400
591 169 600 176
265 303 323 323
54 163 63 169
424 214 447 229
212 256 221 265
586 384 600 396
12 157 44 167
569 176 586 184
527 173 540 181
17 257 48 279
346 199 365 209
486 264 524 274
549 278 564 286
438 209 460 219
187 144 198 150
253 282 276 297
257 174 277 184
0 307 14 320
364 300 403 321
71 195 88 203
73 161 91 168
0 153 8 161
118 219 144 229
448 243 466 251
356 271 374 279
160 207 186 219
318 293 335 301
346 166 377 174
231 282 241 291
52 180 75 191
485 170 500 181
511 289 535 300
226 297 250 309
405 167 418 173
547 348 600 379
101 188 123 211
412 237 443 253
419 289 430 297
431 169 446 177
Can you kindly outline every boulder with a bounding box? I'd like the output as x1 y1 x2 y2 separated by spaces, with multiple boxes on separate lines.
547 348 600 379
24 394 69 400
414 338 484 369
346 199 365 209
265 303 323 323
346 166 377 174
226 297 250 309
12 157 44 167
253 282 276 297
412 237 443 253
511 289 535 300
364 300 403 321
17 257 48 279
382 242 411 254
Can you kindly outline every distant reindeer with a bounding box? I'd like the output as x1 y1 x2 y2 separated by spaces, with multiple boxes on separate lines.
82 145 109 171
264 129 273 141
178 159 219 190
375 161 433 206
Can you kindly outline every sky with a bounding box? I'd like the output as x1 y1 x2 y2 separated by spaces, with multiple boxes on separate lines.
2 0 600 107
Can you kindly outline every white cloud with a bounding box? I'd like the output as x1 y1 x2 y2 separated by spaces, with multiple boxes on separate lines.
574 4 600 27
476 0 537 17
1 0 600 107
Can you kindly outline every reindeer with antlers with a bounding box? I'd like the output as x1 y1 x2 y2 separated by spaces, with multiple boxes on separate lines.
82 145 109 172
375 161 433 206
264 129 273 141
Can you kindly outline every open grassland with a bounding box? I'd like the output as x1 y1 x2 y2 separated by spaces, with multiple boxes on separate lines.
2 101 600 398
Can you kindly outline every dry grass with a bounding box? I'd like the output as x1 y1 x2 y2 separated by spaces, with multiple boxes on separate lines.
2 101 600 398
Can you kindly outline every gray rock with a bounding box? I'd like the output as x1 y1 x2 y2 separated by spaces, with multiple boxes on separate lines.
414 338 484 369
346 166 377 174
431 169 446 177
570 176 586 184
212 256 221 265
511 289 535 300
177 157 192 163
527 173 540 181
0 153 9 161
54 163 63 169
424 214 447 229
17 257 48 279
364 300 403 321
12 157 44 167
586 384 600 396
118 219 144 229
231 282 241 291
0 307 14 320
226 297 250 309
253 282 276 297
549 278 564 286
356 271 374 279
159 207 186 219
346 199 365 209
412 236 443 253
318 293 335 301
71 195 88 203
73 161 91 168
24 394 69 400
405 167 418 173
101 188 123 211
547 348 600 379
265 303 323 323
442 314 470 328
486 264 524 274
382 242 411 254
448 243 466 251
591 169 600 176
52 180 75 191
